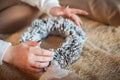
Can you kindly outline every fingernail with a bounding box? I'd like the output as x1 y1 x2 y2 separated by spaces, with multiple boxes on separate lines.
85 12 89 15
77 23 80 27
37 40 41 42
79 22 83 27
65 5 69 8
42 68 47 72
36 40 41 44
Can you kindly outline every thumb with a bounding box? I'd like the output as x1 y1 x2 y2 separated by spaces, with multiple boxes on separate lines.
25 41 41 47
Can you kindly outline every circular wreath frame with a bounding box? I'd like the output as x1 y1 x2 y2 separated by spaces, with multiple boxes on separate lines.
20 17 86 67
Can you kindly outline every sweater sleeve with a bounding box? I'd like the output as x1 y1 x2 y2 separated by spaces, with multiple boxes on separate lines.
21 0 60 16
0 40 11 65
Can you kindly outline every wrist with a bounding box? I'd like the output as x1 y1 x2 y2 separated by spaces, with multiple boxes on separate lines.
49 6 66 17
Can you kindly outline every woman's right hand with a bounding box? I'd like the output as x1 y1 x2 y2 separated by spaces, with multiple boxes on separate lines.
3 41 54 73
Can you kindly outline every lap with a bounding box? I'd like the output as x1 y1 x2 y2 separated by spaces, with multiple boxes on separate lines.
0 2 40 34
0 0 20 12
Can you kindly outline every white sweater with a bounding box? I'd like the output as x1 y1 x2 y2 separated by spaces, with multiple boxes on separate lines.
0 0 60 65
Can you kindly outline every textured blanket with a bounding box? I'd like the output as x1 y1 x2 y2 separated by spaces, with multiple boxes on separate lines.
0 16 120 80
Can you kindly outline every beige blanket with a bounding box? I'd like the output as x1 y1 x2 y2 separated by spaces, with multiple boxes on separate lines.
0 16 120 80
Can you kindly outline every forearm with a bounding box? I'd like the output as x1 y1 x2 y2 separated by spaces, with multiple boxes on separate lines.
0 40 11 65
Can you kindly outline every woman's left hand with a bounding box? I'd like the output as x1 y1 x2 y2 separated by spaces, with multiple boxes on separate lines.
50 6 88 27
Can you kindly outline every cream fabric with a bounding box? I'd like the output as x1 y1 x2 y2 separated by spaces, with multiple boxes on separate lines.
0 0 60 16
60 0 120 26
21 0 60 16
0 40 11 65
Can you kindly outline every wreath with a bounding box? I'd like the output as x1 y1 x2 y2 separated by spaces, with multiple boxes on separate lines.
20 17 86 68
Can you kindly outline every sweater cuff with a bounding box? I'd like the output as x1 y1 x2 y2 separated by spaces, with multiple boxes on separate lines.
0 40 11 65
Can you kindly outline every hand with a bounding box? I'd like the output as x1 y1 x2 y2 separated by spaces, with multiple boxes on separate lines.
3 41 54 73
50 6 88 27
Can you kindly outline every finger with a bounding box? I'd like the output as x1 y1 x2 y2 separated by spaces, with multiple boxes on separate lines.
34 55 53 62
32 48 55 57
27 66 42 73
70 15 83 26
70 9 88 15
25 41 41 47
31 62 49 69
